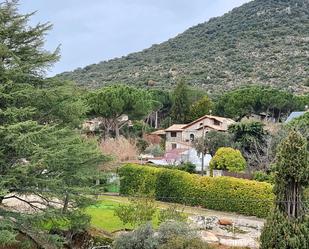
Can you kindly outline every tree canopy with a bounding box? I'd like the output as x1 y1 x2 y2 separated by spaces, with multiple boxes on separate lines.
188 95 213 122
0 1 107 246
87 84 155 137
170 80 190 124
193 130 234 157
214 86 307 121
286 112 309 144
261 131 309 249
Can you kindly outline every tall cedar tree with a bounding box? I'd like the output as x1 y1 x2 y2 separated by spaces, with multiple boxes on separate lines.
170 80 190 124
260 131 309 249
0 1 107 246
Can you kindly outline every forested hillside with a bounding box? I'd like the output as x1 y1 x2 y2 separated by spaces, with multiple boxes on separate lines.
57 0 309 94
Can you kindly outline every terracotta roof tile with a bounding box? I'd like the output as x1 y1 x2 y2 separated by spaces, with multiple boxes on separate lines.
183 115 235 129
165 124 186 131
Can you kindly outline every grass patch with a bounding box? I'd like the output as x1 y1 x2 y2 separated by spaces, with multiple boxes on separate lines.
86 199 132 232
85 196 160 233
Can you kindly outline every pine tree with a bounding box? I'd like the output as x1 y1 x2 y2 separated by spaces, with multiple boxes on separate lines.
170 79 190 124
0 1 107 246
87 84 154 138
260 131 309 249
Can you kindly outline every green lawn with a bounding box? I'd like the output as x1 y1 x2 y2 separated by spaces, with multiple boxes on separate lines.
85 197 132 232
85 196 160 233
39 196 159 233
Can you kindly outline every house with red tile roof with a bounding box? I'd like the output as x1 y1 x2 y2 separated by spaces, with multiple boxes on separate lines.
158 115 235 151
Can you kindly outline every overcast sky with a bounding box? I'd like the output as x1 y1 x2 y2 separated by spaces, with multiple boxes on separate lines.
19 0 251 76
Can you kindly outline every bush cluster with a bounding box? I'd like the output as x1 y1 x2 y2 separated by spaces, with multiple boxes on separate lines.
119 164 274 218
210 147 246 173
253 171 274 183
113 221 209 249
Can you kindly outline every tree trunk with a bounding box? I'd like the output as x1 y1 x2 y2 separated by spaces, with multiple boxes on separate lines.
266 107 270 121
155 111 158 129
115 122 120 138
285 181 303 219
62 192 69 214
201 152 205 176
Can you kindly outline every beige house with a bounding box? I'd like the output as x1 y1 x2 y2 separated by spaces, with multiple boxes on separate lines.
163 115 235 151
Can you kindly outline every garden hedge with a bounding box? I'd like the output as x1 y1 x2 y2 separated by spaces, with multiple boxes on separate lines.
119 164 274 218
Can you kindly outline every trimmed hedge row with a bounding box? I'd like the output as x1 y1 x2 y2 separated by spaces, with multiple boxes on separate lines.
119 164 274 218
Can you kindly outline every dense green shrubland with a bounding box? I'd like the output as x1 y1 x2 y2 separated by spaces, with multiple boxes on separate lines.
58 0 309 94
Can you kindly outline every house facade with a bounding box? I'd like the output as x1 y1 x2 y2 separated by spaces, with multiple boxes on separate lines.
163 115 235 151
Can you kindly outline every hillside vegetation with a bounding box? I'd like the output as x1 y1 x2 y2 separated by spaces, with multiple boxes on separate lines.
57 0 309 94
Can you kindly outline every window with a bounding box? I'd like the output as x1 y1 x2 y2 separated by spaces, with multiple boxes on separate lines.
171 132 177 137
172 143 177 149
190 134 195 141
214 119 221 126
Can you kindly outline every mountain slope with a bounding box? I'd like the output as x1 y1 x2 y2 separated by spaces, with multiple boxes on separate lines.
58 0 309 93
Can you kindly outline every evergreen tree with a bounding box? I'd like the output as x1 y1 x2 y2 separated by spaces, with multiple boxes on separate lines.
188 95 213 122
170 79 190 124
287 112 309 145
214 86 304 121
260 131 309 249
0 1 107 246
87 84 155 138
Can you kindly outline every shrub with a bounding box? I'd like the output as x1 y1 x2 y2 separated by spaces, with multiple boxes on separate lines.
115 197 157 227
113 223 157 249
136 138 149 153
144 144 164 157
145 163 196 174
113 221 202 249
210 147 246 173
118 164 162 195
253 171 274 183
158 236 210 249
156 221 196 245
177 162 196 174
260 210 309 249
119 164 274 218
